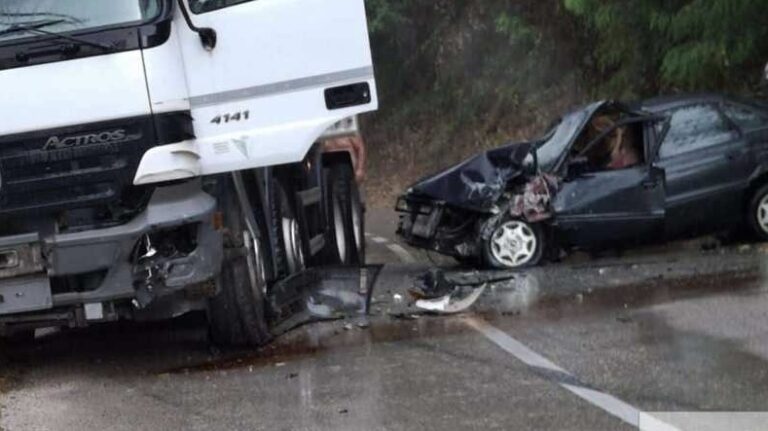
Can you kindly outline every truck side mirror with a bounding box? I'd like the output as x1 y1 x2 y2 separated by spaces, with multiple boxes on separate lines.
177 0 218 51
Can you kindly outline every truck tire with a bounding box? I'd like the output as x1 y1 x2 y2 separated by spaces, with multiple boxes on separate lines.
324 163 365 265
270 179 306 277
348 170 366 265
208 179 271 347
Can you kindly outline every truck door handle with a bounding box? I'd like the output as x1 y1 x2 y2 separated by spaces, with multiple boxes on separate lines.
726 150 740 161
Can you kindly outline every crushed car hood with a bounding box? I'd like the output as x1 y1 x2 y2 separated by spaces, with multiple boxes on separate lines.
403 101 608 212
405 141 536 212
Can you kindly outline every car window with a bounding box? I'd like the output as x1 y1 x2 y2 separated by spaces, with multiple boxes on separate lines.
722 103 768 131
188 0 253 13
658 104 736 158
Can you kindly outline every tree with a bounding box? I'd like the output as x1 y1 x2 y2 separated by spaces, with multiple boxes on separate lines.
564 0 768 96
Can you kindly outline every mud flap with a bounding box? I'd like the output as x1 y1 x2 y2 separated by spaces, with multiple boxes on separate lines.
267 265 382 337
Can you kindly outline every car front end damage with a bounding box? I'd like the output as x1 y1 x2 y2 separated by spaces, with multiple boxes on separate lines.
396 139 560 264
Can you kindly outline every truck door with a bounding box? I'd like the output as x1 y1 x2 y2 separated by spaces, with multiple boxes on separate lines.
135 0 377 184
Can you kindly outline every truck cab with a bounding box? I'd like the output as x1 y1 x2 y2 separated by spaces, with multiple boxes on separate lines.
0 0 377 345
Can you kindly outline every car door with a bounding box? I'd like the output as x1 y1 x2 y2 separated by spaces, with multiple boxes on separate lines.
653 103 748 238
552 120 666 248
139 0 377 182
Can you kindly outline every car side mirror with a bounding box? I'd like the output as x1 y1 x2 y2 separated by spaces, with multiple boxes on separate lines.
567 156 591 178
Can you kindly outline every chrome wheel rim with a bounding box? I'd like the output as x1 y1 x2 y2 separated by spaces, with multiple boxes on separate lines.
490 221 537 268
332 193 348 262
282 216 305 273
350 190 363 254
758 194 768 234
243 230 267 295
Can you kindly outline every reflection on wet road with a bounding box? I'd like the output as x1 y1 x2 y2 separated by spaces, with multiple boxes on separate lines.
2 210 768 430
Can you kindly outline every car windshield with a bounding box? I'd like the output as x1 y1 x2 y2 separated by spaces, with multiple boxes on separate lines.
0 0 161 41
535 108 592 172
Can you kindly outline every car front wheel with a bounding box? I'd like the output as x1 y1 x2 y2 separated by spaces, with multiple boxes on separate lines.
748 183 768 241
483 219 545 269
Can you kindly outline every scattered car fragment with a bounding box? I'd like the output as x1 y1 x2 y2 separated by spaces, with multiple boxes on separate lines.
410 268 521 314
397 95 768 269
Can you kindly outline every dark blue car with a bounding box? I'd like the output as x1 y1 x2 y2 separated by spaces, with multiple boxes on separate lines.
397 94 768 269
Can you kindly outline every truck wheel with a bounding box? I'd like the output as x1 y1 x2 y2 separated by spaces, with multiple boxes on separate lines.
348 171 366 265
271 180 306 277
323 163 365 265
483 219 544 269
748 183 768 241
208 181 271 347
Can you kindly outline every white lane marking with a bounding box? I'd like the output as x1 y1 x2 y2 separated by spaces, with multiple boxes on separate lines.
465 317 680 430
387 243 417 264
365 232 418 264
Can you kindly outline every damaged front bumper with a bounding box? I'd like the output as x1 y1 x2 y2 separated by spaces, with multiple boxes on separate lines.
0 181 222 333
396 196 444 241
396 171 559 263
396 196 480 259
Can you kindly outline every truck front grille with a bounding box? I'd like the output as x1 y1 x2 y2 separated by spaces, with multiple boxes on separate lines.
0 113 192 229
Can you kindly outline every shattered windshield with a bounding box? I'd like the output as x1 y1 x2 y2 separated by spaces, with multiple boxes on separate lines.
0 0 161 41
535 108 592 172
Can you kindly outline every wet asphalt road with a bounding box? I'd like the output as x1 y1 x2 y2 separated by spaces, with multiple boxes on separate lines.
2 209 768 430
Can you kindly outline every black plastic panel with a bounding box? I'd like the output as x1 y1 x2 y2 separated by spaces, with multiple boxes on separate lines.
0 112 193 226
324 83 371 110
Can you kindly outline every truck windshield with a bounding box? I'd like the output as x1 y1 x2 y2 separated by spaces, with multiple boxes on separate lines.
0 0 161 41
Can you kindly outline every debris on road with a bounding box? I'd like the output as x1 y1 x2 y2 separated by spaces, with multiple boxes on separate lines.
414 285 487 314
408 268 530 315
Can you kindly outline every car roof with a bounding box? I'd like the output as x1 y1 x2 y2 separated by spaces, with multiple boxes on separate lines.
638 93 768 113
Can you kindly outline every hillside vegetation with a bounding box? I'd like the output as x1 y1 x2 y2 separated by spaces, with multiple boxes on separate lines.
363 0 768 207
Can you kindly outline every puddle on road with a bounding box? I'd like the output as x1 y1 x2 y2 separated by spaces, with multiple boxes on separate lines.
165 316 473 374
518 269 763 321
168 267 766 375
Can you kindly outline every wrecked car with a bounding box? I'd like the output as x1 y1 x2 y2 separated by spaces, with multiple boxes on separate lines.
397 95 768 269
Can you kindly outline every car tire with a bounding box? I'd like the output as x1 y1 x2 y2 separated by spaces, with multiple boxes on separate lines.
208 178 272 347
748 183 768 241
483 219 545 269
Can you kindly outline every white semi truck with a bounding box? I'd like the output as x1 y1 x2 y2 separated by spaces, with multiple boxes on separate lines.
0 0 377 346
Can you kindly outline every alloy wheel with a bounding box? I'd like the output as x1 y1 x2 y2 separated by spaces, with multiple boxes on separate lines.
490 220 538 268
758 194 768 234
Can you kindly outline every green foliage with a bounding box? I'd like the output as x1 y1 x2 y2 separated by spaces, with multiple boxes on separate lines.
563 0 768 95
